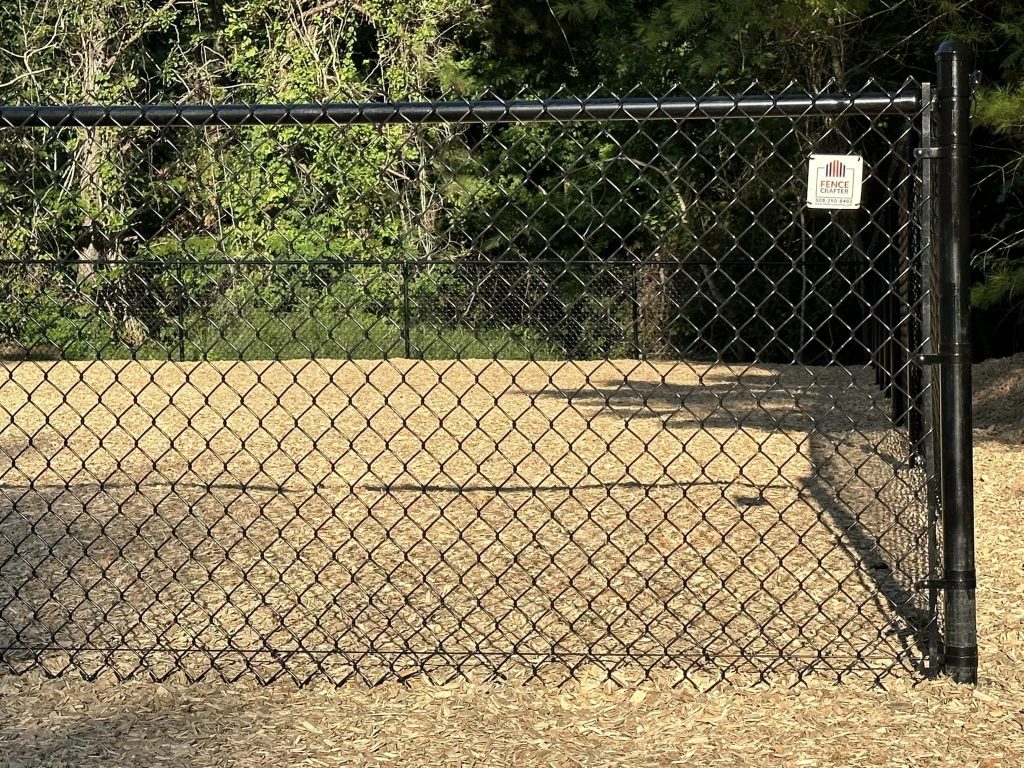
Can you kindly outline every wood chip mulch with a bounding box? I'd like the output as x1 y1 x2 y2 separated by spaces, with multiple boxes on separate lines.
1 354 1022 767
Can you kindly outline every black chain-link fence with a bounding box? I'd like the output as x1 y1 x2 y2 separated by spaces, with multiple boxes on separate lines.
0 54 977 686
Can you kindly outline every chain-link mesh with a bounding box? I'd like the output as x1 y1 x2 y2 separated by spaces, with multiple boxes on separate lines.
0 83 941 686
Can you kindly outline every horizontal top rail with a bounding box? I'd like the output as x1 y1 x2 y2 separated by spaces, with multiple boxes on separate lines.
0 257 882 268
0 91 921 128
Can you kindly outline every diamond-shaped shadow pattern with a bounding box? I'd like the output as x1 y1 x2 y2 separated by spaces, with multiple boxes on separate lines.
0 83 941 686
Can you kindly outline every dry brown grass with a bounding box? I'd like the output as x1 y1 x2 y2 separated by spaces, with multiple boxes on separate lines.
1 354 1021 766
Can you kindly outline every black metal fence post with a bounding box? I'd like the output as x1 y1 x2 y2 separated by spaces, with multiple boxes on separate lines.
401 261 412 358
914 81 942 671
177 262 186 362
935 40 977 684
631 258 641 358
907 101 926 461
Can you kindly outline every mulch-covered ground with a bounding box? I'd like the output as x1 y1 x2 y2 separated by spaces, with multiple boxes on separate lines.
1 354 1022 766
0 358 929 682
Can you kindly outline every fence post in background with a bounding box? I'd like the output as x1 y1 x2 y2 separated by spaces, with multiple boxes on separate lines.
872 266 883 386
401 261 412 358
631 258 641 358
881 233 891 398
935 40 977 684
177 262 186 362
893 152 909 427
915 81 942 670
907 102 926 459
798 209 809 365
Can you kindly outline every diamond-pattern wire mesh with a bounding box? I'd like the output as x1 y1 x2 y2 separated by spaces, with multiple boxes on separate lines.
0 83 939 686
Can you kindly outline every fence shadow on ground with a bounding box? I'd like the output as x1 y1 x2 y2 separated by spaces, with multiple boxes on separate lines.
530 363 933 670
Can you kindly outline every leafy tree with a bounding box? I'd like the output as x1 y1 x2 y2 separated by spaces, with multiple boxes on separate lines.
1 0 1021 358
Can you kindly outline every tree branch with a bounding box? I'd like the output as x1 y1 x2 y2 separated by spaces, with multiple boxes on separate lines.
104 0 183 69
300 0 369 20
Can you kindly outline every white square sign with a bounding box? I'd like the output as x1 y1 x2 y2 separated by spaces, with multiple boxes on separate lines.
806 154 863 209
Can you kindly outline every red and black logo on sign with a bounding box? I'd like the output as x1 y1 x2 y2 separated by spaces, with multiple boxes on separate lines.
824 159 847 178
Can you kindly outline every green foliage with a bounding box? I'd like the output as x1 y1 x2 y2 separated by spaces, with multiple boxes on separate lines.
0 268 147 358
976 86 1024 135
2 0 1023 361
186 302 560 362
973 268 1024 310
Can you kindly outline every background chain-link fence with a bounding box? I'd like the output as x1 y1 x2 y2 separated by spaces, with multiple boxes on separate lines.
0 82 955 686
